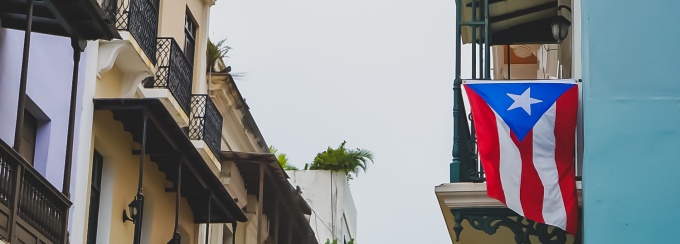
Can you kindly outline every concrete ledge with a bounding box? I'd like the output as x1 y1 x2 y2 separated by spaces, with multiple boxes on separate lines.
435 181 583 209
139 87 189 127
192 139 221 173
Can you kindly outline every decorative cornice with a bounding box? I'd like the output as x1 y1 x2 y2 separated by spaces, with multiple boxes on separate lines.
435 182 504 209
97 41 126 78
435 181 583 209
97 34 154 80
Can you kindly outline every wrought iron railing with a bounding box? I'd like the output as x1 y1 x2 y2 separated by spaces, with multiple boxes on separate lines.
189 95 223 160
145 37 193 115
100 0 118 25
112 0 159 64
0 140 70 243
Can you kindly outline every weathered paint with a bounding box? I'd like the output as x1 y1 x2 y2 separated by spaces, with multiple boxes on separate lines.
580 1 680 243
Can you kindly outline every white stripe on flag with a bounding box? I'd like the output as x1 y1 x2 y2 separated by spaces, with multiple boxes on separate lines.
495 111 524 216
532 104 567 230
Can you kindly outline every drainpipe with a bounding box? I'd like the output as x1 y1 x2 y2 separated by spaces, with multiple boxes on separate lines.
205 193 212 244
168 162 183 244
63 37 87 198
13 0 34 151
232 222 237 244
451 0 462 183
59 36 86 244
133 112 148 244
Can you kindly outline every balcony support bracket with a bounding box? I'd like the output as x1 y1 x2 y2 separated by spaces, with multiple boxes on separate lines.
450 208 578 244
97 41 126 78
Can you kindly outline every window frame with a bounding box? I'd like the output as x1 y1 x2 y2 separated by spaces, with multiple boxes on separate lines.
19 109 38 165
86 150 104 244
184 8 198 64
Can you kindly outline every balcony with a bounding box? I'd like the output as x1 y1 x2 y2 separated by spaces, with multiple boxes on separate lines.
189 95 223 163
144 37 193 117
103 0 159 64
0 140 71 244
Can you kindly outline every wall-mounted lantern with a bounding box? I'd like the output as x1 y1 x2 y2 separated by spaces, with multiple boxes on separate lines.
551 5 572 43
123 198 141 223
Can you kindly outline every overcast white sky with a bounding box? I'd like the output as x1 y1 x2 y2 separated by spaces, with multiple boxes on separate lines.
210 0 464 242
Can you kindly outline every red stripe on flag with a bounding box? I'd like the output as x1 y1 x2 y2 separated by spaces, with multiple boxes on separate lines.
464 86 505 204
510 131 545 224
554 86 579 234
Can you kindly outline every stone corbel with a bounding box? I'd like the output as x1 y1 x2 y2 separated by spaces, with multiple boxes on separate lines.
122 72 152 98
97 41 127 78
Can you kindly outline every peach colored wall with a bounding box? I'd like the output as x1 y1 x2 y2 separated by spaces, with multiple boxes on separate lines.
90 111 197 244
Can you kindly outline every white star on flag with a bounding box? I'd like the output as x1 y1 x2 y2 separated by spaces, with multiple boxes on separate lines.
507 87 542 115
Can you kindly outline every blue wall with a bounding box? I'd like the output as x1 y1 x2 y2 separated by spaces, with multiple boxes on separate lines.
581 1 680 242
0 28 88 191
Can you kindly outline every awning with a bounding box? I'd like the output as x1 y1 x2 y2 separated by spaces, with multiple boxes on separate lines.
94 98 247 223
459 0 566 45
0 0 119 40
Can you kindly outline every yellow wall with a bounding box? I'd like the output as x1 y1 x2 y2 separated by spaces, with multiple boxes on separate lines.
158 0 206 47
91 111 198 244
96 66 124 98
158 0 210 94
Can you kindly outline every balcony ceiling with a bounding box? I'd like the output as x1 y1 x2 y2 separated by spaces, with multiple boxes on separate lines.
94 98 247 223
460 0 562 45
222 151 318 244
0 0 119 40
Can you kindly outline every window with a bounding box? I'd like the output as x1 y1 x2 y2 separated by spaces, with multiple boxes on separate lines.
86 150 104 244
19 110 38 165
184 9 198 64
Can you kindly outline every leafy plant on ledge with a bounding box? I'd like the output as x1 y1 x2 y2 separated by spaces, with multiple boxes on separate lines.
270 146 298 170
206 38 231 72
306 141 374 180
324 238 355 244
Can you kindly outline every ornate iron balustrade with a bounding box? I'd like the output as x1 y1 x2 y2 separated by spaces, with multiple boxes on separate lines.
111 0 159 64
189 95 223 160
451 208 581 244
146 37 193 115
0 140 71 244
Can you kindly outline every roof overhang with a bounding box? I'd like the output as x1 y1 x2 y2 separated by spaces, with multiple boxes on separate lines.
221 151 318 243
459 0 567 45
210 71 269 151
94 98 247 223
0 0 119 40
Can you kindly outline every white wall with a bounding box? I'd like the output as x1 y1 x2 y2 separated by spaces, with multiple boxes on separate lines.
286 170 357 243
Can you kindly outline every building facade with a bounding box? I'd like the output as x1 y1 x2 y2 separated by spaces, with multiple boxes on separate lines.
1 0 319 243
287 170 358 244
435 0 580 243
75 0 319 242
437 0 680 243
0 0 118 243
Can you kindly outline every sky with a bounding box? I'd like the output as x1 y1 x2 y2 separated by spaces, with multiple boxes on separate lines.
209 0 462 243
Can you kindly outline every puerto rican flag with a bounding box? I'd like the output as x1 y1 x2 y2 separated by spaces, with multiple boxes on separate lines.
463 80 578 234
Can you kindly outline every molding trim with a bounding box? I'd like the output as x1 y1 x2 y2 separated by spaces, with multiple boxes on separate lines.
97 41 126 78
435 182 504 209
435 182 582 209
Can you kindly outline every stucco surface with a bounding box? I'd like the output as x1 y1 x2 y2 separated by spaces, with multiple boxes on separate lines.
581 1 680 243
0 28 88 190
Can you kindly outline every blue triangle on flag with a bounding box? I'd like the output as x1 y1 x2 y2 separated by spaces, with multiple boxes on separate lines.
466 83 575 141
